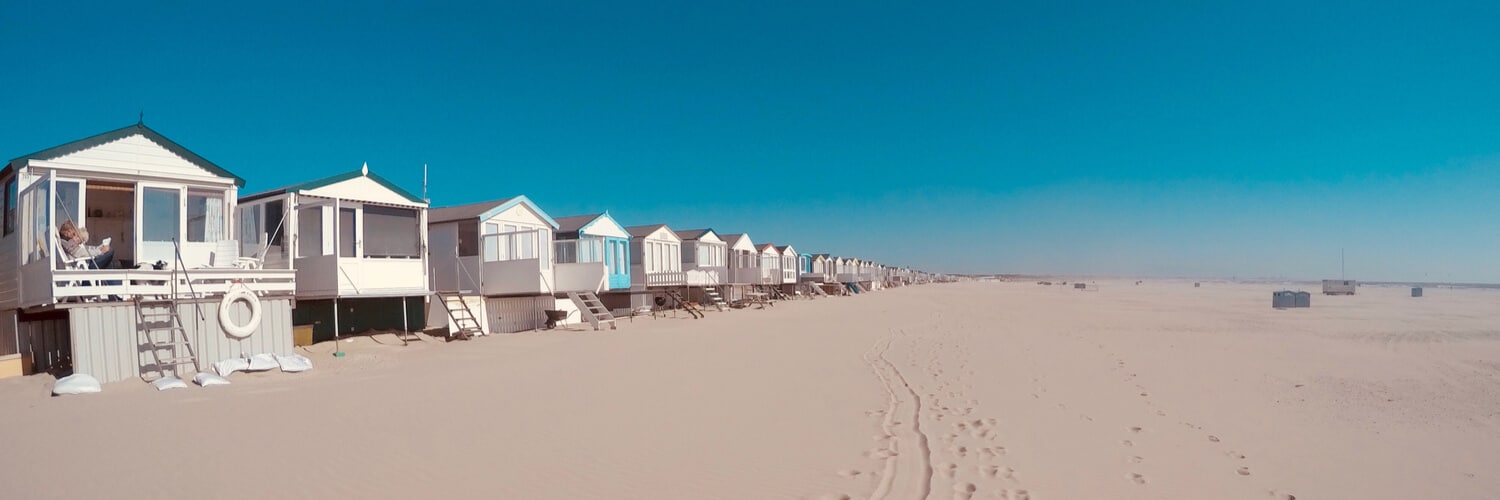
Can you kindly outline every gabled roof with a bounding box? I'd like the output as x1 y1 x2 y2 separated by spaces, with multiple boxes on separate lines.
674 228 715 240
626 224 671 238
775 245 796 254
555 212 629 239
429 195 558 228
758 243 779 253
555 213 603 233
240 165 426 204
5 122 245 186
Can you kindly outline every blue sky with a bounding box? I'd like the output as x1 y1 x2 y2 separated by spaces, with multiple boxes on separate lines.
3 1 1497 281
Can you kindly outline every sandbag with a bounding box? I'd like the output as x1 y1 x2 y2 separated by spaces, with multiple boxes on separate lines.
53 374 102 396
151 376 189 391
246 353 279 371
275 353 313 373
214 357 250 377
192 372 231 386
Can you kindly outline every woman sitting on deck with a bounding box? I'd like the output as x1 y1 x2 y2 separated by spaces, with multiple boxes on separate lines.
58 220 114 270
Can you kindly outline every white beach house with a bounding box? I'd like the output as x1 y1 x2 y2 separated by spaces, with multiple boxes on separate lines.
426 195 559 334
720 233 759 304
237 165 429 343
0 123 297 383
677 228 729 308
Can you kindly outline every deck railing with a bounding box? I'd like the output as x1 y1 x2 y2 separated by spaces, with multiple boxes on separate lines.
51 268 296 301
644 270 686 287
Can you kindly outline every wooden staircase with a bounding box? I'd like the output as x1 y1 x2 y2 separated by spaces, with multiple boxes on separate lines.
435 291 481 340
567 291 617 331
702 286 727 312
136 298 199 382
666 289 704 319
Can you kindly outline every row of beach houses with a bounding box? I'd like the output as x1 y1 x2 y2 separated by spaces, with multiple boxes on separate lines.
0 124 943 384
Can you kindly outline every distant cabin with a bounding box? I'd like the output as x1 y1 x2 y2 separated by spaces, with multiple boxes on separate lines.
1322 280 1356 296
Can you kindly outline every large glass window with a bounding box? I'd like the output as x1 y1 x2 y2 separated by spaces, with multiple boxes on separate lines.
297 206 323 258
142 187 180 242
483 223 499 261
266 200 285 246
457 221 478 257
54 180 81 228
338 208 356 257
187 191 225 242
363 205 419 258
22 180 49 264
240 204 262 257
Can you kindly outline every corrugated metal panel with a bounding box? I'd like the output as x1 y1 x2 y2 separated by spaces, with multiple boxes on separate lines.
484 296 547 333
64 298 294 384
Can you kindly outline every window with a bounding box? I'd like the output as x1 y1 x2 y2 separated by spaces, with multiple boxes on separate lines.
483 223 499 261
240 204 262 256
297 206 323 258
363 205 420 258
338 208 356 257
457 221 478 257
519 229 535 259
142 187 180 242
266 200 285 246
187 191 225 242
4 176 15 236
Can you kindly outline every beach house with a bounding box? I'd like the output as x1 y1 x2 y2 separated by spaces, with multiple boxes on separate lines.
426 195 561 335
615 224 690 313
0 123 297 383
238 165 429 343
775 245 799 295
720 233 759 304
676 228 729 309
551 213 630 328
758 243 783 292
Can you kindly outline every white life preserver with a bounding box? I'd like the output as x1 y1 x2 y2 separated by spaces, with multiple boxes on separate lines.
220 284 262 339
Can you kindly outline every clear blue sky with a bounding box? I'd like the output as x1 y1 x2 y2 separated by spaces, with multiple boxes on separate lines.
3 1 1497 281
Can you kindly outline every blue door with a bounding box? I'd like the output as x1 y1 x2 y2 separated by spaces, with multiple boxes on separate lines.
605 237 631 289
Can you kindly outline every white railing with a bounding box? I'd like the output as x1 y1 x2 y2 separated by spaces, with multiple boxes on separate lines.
645 270 686 286
52 268 296 301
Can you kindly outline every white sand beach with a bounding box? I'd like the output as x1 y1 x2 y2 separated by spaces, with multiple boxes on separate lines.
3 281 1498 499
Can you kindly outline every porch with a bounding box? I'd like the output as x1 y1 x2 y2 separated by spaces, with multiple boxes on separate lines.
31 267 295 308
293 255 427 299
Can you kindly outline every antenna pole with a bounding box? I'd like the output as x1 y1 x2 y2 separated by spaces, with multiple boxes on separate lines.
423 163 429 203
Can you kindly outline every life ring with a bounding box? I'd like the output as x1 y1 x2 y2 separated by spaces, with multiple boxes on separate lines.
220 284 262 339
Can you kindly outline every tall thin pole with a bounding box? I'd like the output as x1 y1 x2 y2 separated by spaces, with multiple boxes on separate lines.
423 163 429 203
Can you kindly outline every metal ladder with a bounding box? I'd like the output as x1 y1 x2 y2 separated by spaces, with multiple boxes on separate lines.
435 291 481 340
665 289 704 319
567 291 617 331
136 240 202 382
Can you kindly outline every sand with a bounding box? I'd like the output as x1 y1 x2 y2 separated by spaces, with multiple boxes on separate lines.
2 281 1498 499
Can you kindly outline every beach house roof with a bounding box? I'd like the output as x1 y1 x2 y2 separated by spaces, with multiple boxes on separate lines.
429 195 558 227
4 122 245 186
241 164 426 205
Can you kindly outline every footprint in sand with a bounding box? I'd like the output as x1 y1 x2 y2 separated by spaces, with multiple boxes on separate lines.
1121 440 1134 447
864 449 897 459
940 462 958 478
1226 450 1246 460
836 470 863 479
953 446 970 458
980 447 1005 458
1127 455 1144 464
952 482 977 500
1267 490 1297 500
1208 435 1221 443
1237 467 1252 476
997 489 1031 500
981 464 1001 478
1128 426 1143 433
1129 473 1147 485
803 494 851 500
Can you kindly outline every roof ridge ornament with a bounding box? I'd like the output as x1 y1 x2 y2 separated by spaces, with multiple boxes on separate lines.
361 162 369 176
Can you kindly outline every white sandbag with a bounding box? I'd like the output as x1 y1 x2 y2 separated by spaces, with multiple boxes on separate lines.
246 353 279 371
151 376 189 391
214 357 250 377
193 372 232 386
275 353 313 373
53 374 102 396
